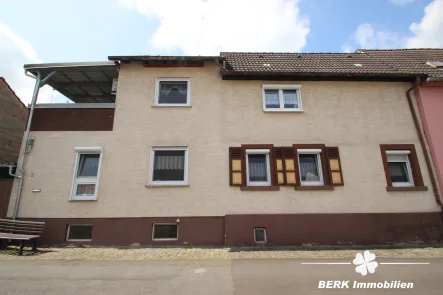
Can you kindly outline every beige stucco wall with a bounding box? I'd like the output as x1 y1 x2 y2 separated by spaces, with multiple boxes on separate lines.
8 62 440 218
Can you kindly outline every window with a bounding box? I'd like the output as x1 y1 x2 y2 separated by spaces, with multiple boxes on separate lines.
148 147 188 186
297 149 324 186
246 149 271 186
380 144 426 191
67 225 93 241
254 228 267 243
70 147 103 201
155 78 190 106
386 152 414 187
262 84 303 112
426 61 443 68
152 224 178 240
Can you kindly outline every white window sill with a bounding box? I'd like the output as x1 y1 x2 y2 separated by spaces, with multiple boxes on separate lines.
391 183 414 187
246 182 272 186
300 182 324 186
69 196 98 201
263 109 304 112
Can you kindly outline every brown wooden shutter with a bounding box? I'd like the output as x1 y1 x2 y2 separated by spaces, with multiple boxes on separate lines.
326 147 344 186
282 146 299 186
275 147 284 185
229 147 243 186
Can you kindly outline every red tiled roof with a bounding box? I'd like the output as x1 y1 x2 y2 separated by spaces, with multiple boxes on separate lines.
220 52 407 76
358 48 443 77
220 49 443 78
0 77 28 110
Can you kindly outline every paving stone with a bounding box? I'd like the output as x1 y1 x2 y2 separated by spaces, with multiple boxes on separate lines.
1 246 443 260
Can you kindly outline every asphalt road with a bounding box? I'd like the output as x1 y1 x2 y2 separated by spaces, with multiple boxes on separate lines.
0 258 442 294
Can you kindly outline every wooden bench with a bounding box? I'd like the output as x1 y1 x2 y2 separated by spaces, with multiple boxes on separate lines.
0 219 45 255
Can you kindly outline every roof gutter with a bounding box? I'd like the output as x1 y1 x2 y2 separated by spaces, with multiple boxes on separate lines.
406 77 443 210
220 70 420 79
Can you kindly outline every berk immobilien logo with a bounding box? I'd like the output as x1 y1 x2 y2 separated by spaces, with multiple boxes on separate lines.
302 250 430 290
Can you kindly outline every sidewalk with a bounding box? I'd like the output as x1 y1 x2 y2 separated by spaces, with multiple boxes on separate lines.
1 245 443 260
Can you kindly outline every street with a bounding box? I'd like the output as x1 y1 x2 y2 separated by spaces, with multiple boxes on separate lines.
0 258 442 294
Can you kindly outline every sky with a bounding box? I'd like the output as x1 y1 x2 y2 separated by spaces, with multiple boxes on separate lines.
0 0 442 104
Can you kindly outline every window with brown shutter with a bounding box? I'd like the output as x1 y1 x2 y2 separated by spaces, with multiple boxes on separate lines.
227 145 279 191
326 147 344 186
380 144 427 191
293 144 334 190
229 147 243 186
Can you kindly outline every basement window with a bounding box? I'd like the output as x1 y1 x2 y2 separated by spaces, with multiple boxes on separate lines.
152 224 178 241
254 228 267 243
67 225 93 241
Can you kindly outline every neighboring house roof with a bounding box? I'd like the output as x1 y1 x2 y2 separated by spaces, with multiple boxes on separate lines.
108 51 443 80
358 48 443 78
108 55 219 62
0 77 28 110
219 52 420 78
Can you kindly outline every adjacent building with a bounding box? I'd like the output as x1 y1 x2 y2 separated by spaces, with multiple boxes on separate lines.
7 51 443 246
0 78 28 218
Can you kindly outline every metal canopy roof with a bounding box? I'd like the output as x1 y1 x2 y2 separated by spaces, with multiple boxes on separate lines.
24 62 117 103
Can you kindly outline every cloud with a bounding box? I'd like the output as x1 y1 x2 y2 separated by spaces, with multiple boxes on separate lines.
407 0 443 47
342 0 443 51
119 0 310 55
341 23 405 52
0 21 58 104
390 0 416 6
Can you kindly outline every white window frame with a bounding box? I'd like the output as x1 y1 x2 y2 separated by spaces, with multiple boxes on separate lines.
152 223 179 241
297 149 324 186
262 84 303 112
148 147 189 186
254 228 267 243
386 150 414 187
246 149 271 186
70 147 103 201
66 224 93 242
154 78 191 106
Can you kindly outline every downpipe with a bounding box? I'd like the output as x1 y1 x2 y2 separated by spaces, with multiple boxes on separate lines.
405 77 443 211
11 70 55 219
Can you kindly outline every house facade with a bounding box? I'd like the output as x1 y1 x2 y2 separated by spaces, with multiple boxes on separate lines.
360 49 443 208
7 52 443 246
